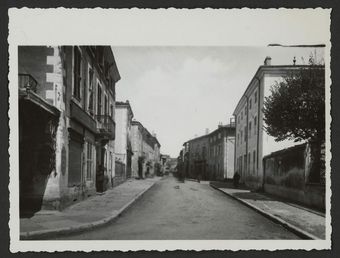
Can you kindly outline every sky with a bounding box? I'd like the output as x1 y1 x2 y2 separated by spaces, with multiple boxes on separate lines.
112 46 324 158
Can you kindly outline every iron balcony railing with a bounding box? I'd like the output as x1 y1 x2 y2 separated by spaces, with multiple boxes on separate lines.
19 74 38 93
96 115 115 140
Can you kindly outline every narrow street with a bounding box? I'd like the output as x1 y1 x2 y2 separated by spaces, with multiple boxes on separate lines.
53 175 299 240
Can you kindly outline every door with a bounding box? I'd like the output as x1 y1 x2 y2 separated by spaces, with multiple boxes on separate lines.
68 139 82 187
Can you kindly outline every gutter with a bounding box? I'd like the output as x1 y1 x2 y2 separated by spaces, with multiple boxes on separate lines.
254 76 263 189
245 96 249 177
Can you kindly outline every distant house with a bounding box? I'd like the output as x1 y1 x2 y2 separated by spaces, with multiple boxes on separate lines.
115 101 134 181
184 123 235 181
160 154 171 173
233 56 325 189
131 121 161 178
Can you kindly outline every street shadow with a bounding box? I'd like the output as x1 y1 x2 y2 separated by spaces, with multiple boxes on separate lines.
232 192 272 201
210 181 249 191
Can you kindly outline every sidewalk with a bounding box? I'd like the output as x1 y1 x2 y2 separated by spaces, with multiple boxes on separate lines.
210 181 325 239
20 177 161 240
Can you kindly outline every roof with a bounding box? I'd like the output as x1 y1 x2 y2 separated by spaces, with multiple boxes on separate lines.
19 89 60 117
232 64 324 115
183 123 235 146
116 100 134 118
106 46 121 83
131 120 161 147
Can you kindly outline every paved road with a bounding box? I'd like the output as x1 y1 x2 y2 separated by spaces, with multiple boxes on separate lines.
54 176 299 240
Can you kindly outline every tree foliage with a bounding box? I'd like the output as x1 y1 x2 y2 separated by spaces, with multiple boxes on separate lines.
263 58 325 144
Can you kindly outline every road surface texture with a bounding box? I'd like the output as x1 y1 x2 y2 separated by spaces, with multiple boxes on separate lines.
53 176 299 240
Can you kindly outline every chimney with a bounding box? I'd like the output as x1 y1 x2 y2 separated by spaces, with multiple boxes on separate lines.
218 122 223 128
264 56 272 66
205 128 209 135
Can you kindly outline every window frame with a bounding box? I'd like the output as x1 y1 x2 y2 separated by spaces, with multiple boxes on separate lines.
96 80 103 118
86 141 94 181
87 65 95 115
73 46 82 101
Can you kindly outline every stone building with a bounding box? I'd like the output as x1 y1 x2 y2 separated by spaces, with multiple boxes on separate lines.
185 134 209 180
184 122 235 181
160 154 171 173
207 124 235 180
233 56 323 189
131 121 161 178
18 46 120 215
115 101 134 181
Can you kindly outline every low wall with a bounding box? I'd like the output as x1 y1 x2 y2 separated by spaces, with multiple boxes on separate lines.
264 183 325 211
263 143 325 210
113 161 126 187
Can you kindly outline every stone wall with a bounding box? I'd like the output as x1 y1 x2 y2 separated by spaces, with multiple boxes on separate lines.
263 143 325 210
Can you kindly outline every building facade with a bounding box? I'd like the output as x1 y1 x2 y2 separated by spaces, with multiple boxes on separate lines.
18 46 120 215
160 154 171 174
184 123 235 181
131 121 161 178
115 101 134 180
233 56 323 189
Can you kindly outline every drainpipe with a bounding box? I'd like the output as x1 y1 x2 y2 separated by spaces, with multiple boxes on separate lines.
81 128 85 198
245 96 249 180
254 76 262 189
233 114 237 177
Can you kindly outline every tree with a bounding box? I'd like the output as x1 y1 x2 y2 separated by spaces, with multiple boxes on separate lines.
263 57 325 183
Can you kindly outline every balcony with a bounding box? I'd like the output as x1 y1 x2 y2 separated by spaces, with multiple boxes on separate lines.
70 99 97 133
18 73 60 117
19 74 38 93
96 115 115 140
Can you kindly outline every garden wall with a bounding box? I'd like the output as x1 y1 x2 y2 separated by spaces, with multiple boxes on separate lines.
263 143 325 210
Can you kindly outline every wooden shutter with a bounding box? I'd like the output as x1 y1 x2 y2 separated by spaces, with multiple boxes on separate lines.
68 139 82 186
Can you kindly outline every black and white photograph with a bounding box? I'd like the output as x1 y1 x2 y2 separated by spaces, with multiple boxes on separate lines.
8 8 331 252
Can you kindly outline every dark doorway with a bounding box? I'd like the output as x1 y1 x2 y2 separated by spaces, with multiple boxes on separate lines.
19 100 58 217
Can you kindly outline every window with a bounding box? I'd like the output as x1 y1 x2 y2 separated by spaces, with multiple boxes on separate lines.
249 121 252 137
248 152 251 173
237 133 239 146
86 142 94 180
254 116 257 135
240 130 243 143
104 95 108 116
87 67 94 114
238 115 240 124
97 83 102 117
241 111 243 120
73 47 82 100
202 146 206 158
254 91 258 103
243 154 247 174
249 99 252 109
109 152 113 178
218 133 221 139
110 104 113 118
240 156 243 174
253 150 256 174
244 126 247 141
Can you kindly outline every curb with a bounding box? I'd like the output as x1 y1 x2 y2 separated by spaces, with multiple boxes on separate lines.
20 180 158 240
209 184 320 240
